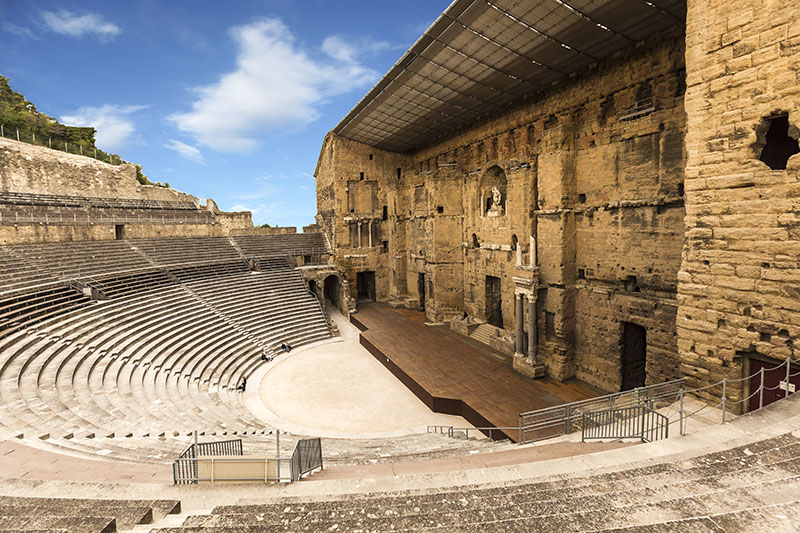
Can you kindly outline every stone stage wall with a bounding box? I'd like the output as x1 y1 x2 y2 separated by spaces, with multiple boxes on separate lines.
316 25 687 391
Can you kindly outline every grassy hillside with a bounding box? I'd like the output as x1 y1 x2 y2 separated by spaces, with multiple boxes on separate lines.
0 75 99 148
0 75 165 186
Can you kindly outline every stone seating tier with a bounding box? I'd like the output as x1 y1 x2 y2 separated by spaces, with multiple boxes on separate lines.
0 270 332 460
151 430 800 532
0 495 179 533
0 191 198 210
0 233 327 297
0 204 216 227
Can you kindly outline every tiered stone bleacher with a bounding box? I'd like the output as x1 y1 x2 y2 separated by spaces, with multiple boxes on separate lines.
0 495 180 532
152 428 800 532
0 191 215 226
0 233 526 466
232 233 329 262
0 234 334 462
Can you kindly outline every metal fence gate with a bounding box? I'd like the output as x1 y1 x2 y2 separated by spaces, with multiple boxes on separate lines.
581 404 669 443
290 438 323 481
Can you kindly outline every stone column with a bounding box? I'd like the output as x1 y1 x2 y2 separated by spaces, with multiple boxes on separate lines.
357 222 362 248
368 221 373 247
527 293 538 363
515 293 525 356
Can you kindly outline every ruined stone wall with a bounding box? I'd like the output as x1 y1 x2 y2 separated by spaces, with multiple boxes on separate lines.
0 222 229 245
0 137 263 243
317 27 688 391
678 0 800 405
314 133 412 305
0 137 196 203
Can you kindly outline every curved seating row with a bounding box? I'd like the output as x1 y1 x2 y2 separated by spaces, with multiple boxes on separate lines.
0 265 331 463
0 233 329 297
156 430 800 532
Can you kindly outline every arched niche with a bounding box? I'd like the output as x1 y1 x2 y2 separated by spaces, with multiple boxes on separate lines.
480 165 507 217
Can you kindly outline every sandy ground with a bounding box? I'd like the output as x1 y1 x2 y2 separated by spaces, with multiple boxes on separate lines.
249 306 472 438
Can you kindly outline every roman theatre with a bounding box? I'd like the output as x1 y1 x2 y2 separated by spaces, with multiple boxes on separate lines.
0 0 799 531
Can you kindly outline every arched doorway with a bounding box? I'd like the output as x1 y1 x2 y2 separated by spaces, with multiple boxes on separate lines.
324 275 341 311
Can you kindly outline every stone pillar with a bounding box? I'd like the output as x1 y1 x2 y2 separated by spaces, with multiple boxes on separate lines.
527 294 538 363
357 222 362 248
368 221 373 247
515 293 525 355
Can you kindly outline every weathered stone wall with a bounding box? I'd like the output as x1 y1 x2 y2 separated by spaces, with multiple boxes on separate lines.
0 137 196 203
0 222 229 244
0 137 262 243
314 133 412 305
317 26 688 391
678 0 800 405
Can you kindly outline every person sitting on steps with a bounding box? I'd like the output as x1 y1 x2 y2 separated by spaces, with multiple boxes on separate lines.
237 375 247 392
260 349 273 362
280 342 292 353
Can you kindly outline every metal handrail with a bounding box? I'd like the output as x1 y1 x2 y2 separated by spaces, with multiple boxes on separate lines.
581 404 669 443
307 288 335 335
290 437 323 482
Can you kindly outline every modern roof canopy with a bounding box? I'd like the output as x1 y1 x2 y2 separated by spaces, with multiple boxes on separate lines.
332 0 686 154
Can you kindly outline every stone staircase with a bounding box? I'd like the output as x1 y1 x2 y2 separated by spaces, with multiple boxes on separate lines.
469 323 498 346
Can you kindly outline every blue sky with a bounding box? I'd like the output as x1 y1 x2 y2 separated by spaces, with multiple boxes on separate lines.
0 1 448 228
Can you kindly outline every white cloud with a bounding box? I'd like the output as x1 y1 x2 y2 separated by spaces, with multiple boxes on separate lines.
2 22 36 39
321 35 393 63
41 10 121 40
164 139 205 164
169 18 379 153
60 104 146 151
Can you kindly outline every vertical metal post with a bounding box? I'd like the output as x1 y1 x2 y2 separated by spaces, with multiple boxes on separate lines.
49 137 51 148
16 128 19 141
1 124 3 137
759 367 765 409
565 404 572 435
276 430 280 479
785 359 791 398
721 378 727 423
679 388 684 436
194 430 198 449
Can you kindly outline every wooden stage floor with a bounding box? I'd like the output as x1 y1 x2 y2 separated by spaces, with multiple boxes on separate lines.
351 303 603 442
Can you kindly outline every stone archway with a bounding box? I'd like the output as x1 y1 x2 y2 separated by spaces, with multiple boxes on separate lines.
324 274 343 312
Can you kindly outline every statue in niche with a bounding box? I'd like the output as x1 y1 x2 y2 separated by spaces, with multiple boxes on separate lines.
486 186 504 217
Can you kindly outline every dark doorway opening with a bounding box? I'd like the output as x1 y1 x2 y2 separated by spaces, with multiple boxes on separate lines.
759 115 799 170
417 272 426 311
485 275 503 328
621 322 647 390
357 271 376 302
115 224 125 240
324 275 341 309
748 357 799 412
308 280 317 297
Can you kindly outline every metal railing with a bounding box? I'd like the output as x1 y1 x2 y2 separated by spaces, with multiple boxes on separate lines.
173 438 244 484
427 425 520 441
173 456 283 484
428 357 800 446
518 378 685 443
307 288 336 335
0 209 214 227
581 404 669 443
290 437 323 482
1 123 124 164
